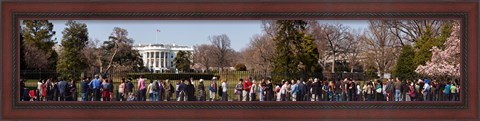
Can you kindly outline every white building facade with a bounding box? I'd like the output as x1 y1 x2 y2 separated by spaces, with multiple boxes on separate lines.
133 44 194 72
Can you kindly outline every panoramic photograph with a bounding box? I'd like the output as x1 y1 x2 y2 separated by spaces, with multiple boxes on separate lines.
18 19 461 102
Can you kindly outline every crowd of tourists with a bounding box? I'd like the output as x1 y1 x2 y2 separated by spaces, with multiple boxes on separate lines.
20 75 460 102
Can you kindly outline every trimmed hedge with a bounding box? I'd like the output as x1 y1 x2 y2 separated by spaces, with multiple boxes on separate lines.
127 73 219 80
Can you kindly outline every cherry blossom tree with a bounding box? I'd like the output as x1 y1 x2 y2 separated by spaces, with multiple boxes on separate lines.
415 21 460 78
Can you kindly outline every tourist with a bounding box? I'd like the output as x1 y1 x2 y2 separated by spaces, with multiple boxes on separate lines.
346 79 353 101
324 81 332 101
198 79 206 101
334 79 342 101
385 78 393 101
431 80 438 101
41 79 47 101
158 80 165 101
118 78 126 101
57 77 68 101
265 79 274 101
312 78 320 101
127 91 135 101
125 78 135 100
108 79 114 101
259 79 266 101
101 78 111 101
80 77 89 101
355 81 362 101
290 80 298 101
137 75 147 101
275 83 281 101
148 80 158 101
450 81 458 101
235 79 244 101
175 81 180 100
242 78 252 101
20 79 27 101
36 79 43 101
423 79 431 101
89 75 102 101
444 81 451 101
402 79 410 101
209 77 217 101
365 81 374 101
305 79 312 101
297 79 306 101
437 81 445 101
165 79 174 101
250 80 257 101
177 80 187 101
415 80 421 101
408 82 417 101
280 80 288 101
186 79 196 101
375 80 383 101
67 79 76 101
394 78 402 101
221 79 228 101
146 80 153 101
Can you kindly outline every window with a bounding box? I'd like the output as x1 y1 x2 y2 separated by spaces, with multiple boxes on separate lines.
161 59 164 68
156 52 159 58
156 60 159 67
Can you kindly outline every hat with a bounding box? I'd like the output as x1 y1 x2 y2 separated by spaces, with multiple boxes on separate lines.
314 78 318 82
199 79 204 82
212 77 217 80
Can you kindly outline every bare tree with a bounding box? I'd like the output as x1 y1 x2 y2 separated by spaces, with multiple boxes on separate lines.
193 44 214 71
242 34 275 74
343 29 365 72
311 23 352 73
23 42 50 70
383 20 443 46
209 34 234 71
364 20 402 78
82 38 101 76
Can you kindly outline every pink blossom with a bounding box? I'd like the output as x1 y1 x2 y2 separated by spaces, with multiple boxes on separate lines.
416 21 461 78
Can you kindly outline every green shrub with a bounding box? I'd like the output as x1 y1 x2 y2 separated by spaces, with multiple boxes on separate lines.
127 73 218 80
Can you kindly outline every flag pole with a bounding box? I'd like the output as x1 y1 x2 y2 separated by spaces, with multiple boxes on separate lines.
156 29 158 44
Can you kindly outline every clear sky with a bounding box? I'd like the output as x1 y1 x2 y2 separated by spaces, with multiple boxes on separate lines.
49 20 368 51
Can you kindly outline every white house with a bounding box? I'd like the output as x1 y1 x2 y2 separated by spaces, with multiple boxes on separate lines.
133 43 194 72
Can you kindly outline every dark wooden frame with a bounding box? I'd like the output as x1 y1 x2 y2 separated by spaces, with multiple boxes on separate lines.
1 1 478 120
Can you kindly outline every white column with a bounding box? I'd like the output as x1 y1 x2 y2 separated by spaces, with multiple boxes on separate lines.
163 52 167 68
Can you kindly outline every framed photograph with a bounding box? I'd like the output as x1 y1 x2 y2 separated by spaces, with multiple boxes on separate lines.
1 0 478 120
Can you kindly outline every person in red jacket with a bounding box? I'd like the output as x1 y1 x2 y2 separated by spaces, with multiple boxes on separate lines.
242 77 253 101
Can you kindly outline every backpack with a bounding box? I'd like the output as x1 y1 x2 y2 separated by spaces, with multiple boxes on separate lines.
169 84 174 94
152 81 159 91
218 86 223 96
128 82 134 90
210 83 217 92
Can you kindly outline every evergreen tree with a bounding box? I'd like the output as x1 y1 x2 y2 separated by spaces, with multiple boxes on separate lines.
56 20 89 80
392 45 416 80
21 20 57 70
413 22 452 67
271 20 322 82
174 51 192 72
